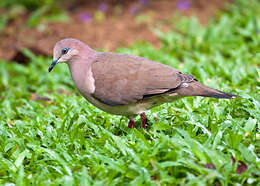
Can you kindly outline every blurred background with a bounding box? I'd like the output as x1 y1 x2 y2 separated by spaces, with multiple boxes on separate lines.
0 1 259 184
0 0 232 62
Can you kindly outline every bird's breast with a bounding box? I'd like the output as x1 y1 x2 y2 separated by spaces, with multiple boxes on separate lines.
69 63 95 95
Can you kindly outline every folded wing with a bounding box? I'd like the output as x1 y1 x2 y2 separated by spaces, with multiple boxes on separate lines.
91 53 191 105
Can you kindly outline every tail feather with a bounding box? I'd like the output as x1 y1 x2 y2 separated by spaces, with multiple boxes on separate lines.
175 81 240 99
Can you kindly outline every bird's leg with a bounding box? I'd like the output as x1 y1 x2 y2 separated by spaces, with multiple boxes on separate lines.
140 112 147 129
128 120 135 128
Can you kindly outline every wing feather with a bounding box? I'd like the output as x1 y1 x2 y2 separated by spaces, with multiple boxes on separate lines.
91 53 192 105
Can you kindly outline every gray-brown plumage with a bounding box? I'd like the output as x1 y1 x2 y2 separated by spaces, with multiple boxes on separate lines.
49 38 239 128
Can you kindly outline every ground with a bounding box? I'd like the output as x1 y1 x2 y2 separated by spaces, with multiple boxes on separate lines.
0 0 232 61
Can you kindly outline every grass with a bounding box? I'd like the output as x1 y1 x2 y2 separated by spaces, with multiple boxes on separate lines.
0 0 68 28
0 0 259 185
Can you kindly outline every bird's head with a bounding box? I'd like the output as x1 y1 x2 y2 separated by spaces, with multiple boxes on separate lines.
49 38 88 72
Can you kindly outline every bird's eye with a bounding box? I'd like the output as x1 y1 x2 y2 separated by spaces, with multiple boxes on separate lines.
61 48 69 55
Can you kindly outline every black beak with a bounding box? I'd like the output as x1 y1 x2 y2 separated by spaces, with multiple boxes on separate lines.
48 59 59 72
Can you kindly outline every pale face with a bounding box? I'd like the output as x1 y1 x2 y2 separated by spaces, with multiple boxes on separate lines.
49 41 79 72
53 47 79 63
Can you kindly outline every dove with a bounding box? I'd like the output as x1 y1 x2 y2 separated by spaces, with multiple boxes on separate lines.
49 38 239 128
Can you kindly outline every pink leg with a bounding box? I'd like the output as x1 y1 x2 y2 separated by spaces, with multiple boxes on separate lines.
128 120 135 128
140 112 147 129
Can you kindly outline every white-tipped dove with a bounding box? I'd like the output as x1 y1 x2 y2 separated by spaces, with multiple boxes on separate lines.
49 38 239 128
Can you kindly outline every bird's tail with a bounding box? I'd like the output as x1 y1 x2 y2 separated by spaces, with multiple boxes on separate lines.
175 81 240 99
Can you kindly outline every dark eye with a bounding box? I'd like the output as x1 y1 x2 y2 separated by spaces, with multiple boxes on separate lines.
61 48 69 55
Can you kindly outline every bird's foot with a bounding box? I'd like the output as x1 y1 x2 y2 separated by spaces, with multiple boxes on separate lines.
128 120 135 128
140 112 147 129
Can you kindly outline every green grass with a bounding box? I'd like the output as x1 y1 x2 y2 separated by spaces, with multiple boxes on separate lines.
0 0 69 28
0 0 259 185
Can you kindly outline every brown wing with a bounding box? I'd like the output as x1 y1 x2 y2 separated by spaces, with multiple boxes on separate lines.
91 52 194 105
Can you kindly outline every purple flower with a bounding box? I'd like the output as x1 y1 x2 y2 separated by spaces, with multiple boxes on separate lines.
79 13 92 22
138 0 148 4
177 1 190 10
99 3 108 12
129 5 140 15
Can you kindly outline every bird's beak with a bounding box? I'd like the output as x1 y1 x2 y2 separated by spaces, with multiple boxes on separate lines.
48 58 60 72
